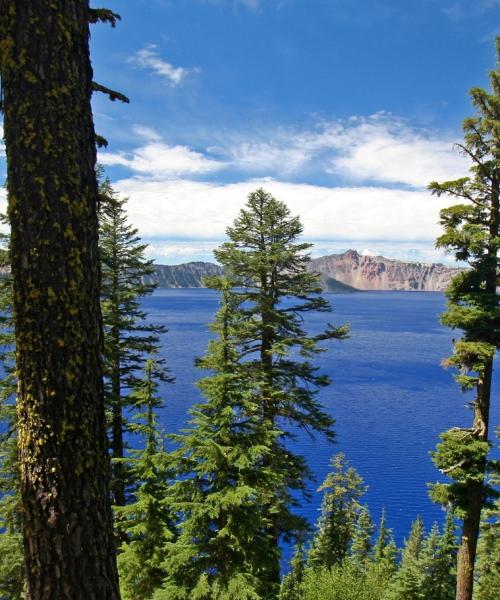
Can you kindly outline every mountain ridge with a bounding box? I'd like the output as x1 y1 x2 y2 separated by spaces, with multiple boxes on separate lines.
146 250 464 292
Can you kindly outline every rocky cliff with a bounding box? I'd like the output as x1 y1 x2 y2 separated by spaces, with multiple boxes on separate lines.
309 250 463 292
146 262 224 288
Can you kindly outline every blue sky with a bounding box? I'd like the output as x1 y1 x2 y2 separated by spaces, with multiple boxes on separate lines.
2 0 500 263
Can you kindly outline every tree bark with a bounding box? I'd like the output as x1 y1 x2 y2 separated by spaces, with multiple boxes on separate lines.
0 1 121 598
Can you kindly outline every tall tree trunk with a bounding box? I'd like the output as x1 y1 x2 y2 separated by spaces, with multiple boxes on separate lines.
456 363 492 600
0 1 121 598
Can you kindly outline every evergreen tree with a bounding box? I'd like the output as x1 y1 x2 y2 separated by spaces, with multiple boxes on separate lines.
417 518 456 600
116 358 176 600
385 517 425 600
0 2 126 595
428 37 500 600
374 509 397 566
350 505 375 566
278 541 306 600
213 188 348 589
99 178 167 506
308 453 367 569
157 279 280 600
0 226 24 599
475 428 500 600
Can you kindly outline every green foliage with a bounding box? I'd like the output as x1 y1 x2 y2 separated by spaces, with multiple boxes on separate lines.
212 188 348 587
474 428 500 600
279 542 306 600
0 223 24 599
99 178 168 505
116 358 176 600
157 281 280 600
385 517 425 600
307 453 367 569
350 505 375 566
373 509 397 568
431 429 493 518
385 516 457 600
293 561 391 600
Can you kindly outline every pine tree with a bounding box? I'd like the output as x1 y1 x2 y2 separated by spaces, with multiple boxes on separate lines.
373 509 396 566
428 37 500 600
417 518 456 600
116 358 176 600
99 178 167 506
307 453 367 569
475 428 500 600
0 226 24 599
385 518 425 600
0 2 125 595
278 542 306 600
350 505 375 566
213 188 348 589
157 279 280 600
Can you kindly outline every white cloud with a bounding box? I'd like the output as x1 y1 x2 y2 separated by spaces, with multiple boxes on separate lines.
132 125 162 142
99 142 222 177
320 114 468 187
113 176 456 244
100 114 467 187
213 114 467 187
144 241 221 264
130 45 193 86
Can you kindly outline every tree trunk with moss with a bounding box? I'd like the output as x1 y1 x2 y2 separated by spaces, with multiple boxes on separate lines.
0 2 121 598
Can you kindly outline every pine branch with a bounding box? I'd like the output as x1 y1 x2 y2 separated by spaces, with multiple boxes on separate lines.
88 8 121 27
92 82 129 104
95 134 108 148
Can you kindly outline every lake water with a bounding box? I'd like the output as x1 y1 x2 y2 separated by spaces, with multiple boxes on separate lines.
142 289 500 549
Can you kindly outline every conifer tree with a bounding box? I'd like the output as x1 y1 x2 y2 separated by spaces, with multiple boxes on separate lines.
417 519 456 600
385 518 425 600
0 227 24 599
373 509 396 566
278 541 306 600
116 358 176 600
214 188 348 588
350 505 375 566
428 37 500 600
307 453 366 569
0 2 125 595
157 279 280 600
99 179 167 506
474 428 500 600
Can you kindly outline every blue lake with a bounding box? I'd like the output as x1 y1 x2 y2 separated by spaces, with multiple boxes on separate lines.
142 289 500 549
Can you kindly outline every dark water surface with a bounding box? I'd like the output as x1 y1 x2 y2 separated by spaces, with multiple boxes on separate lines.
143 289 500 547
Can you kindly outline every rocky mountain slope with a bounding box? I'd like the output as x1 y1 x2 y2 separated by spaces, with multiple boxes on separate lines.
146 251 463 292
309 250 463 292
145 262 224 288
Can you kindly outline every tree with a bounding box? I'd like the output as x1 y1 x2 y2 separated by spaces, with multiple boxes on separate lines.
385 518 425 600
428 37 500 600
99 179 167 506
0 226 24 598
157 279 280 600
474 428 500 600
0 2 126 596
213 188 348 589
307 453 367 569
417 518 456 600
350 505 375 566
278 541 307 600
373 509 397 567
116 358 176 600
